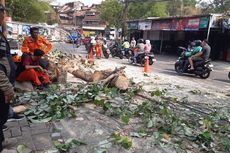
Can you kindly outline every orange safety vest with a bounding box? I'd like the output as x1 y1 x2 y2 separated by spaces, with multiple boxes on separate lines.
21 36 52 55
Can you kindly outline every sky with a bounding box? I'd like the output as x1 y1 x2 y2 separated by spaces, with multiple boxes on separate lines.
54 0 103 6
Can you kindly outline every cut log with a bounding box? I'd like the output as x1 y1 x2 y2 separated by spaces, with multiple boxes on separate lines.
93 70 105 82
111 75 130 90
72 69 93 82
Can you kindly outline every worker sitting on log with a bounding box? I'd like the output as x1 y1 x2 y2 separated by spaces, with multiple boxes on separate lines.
21 27 52 69
16 49 51 90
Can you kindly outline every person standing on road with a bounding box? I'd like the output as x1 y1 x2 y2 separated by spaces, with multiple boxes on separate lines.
0 4 15 152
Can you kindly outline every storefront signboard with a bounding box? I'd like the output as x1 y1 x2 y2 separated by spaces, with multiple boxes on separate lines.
200 17 209 29
128 21 138 30
184 18 200 31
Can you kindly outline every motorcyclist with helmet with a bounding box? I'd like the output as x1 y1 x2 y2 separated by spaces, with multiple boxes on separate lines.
133 39 145 63
181 40 202 72
188 39 210 70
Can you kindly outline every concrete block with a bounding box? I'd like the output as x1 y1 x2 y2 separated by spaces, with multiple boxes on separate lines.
32 133 54 151
11 127 22 137
31 128 50 135
5 121 19 128
29 123 46 129
3 130 12 138
19 118 29 126
14 81 33 92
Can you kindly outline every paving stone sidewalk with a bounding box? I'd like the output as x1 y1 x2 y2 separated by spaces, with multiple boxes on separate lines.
3 117 57 153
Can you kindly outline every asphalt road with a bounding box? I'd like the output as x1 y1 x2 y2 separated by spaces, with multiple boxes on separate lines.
53 42 230 91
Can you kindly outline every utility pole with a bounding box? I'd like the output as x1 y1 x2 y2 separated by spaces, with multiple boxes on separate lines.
0 0 7 37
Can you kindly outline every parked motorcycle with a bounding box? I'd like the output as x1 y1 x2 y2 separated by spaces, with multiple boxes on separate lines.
121 48 132 59
110 44 123 59
174 47 213 79
129 52 155 66
102 44 110 59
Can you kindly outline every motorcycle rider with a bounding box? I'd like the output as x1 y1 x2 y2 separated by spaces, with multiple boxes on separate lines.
144 40 152 54
122 39 130 54
189 39 210 70
130 37 136 48
133 39 145 63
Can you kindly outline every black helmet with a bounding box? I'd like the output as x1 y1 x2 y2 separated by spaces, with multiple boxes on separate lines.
194 40 201 47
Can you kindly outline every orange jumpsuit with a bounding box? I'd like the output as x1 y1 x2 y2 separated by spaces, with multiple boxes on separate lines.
21 36 52 55
95 40 102 58
16 55 50 86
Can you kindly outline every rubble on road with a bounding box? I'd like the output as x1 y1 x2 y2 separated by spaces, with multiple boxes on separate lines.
12 50 230 153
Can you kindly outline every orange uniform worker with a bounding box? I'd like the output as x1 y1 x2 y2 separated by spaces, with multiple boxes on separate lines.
16 49 50 89
95 38 102 58
21 27 52 55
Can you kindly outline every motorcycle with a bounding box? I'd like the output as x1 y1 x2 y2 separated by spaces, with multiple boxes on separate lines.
174 46 213 79
102 44 110 59
110 44 123 59
129 52 155 66
121 48 132 59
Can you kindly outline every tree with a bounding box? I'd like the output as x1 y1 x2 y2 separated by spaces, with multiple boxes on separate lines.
6 0 57 23
198 0 230 14
128 2 167 19
99 0 123 28
167 0 199 16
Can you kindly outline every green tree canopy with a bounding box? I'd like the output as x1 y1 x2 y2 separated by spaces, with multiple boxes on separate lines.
6 0 57 24
128 2 167 19
199 0 230 14
99 0 123 28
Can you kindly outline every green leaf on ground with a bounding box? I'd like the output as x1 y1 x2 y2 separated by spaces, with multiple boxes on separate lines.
16 145 31 153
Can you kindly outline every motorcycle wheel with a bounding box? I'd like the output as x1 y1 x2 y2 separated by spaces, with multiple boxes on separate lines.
141 58 145 67
228 72 230 79
199 67 210 79
175 62 182 73
104 54 109 59
119 54 123 59
149 59 153 65
128 57 133 64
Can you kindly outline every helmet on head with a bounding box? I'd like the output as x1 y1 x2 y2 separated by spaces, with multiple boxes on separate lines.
138 39 144 43
145 40 150 44
194 40 202 47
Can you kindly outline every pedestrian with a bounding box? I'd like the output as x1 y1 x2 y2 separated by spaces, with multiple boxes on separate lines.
0 4 15 152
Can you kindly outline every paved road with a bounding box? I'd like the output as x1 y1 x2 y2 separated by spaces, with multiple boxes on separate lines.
53 42 230 90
